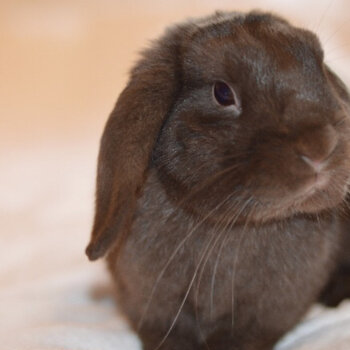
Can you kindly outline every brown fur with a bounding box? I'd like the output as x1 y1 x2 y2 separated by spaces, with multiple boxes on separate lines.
86 11 350 350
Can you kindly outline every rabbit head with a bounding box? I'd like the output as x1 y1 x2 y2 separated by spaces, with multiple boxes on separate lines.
86 11 350 260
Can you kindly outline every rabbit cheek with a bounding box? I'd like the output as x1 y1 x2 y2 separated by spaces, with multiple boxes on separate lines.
246 127 350 217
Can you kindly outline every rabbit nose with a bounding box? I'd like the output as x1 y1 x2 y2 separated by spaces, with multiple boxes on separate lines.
300 155 325 172
299 138 337 172
296 124 338 172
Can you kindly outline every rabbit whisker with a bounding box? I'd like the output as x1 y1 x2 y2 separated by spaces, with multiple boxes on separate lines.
193 195 246 349
153 192 238 350
209 227 232 319
231 197 256 329
209 194 252 319
193 197 240 350
322 17 350 46
313 0 336 34
137 184 237 331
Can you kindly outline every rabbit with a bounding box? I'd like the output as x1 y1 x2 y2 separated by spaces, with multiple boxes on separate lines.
85 10 350 350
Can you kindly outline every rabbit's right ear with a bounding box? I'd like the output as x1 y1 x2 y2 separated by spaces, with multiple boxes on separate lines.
85 28 184 260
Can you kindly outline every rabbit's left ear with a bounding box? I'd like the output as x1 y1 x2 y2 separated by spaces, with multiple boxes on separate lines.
85 28 184 261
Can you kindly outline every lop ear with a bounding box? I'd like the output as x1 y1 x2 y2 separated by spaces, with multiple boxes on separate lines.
85 28 183 260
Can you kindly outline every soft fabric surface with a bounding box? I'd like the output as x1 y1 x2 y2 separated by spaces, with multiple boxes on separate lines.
1 144 350 350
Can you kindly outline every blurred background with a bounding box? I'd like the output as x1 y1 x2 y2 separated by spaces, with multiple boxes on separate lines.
1 0 350 348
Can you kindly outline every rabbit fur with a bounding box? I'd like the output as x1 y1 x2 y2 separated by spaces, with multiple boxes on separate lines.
86 10 350 350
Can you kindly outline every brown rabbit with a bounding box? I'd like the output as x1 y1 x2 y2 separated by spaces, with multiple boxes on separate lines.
86 10 350 350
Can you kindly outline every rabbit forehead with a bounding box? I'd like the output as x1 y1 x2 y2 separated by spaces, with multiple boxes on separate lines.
182 11 324 81
185 10 322 51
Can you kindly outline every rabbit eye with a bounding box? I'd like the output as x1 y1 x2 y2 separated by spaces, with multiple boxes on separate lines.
213 81 236 106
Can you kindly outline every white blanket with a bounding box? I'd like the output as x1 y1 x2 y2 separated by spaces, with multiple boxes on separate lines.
1 144 350 350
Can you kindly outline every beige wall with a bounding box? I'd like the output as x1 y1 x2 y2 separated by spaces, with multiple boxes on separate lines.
1 0 350 150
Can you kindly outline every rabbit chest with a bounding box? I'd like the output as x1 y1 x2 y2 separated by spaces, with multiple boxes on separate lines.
108 171 341 335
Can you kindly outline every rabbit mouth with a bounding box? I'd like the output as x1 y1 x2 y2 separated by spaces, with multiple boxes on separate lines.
297 172 330 198
283 171 348 215
244 169 349 223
